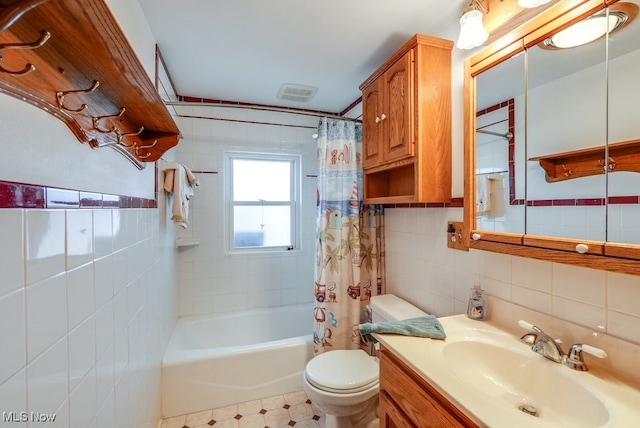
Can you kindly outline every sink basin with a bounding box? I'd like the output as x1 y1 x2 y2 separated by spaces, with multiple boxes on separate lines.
372 315 640 428
442 338 609 427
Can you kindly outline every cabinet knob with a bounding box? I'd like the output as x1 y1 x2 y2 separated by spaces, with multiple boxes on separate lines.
575 243 589 254
472 233 481 241
375 116 381 123
380 113 387 121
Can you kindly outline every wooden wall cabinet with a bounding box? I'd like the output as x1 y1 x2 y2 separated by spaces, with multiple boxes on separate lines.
379 347 478 428
0 0 181 169
360 34 452 204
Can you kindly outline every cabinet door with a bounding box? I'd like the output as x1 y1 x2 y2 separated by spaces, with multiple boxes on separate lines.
383 50 414 163
379 390 416 428
362 80 383 169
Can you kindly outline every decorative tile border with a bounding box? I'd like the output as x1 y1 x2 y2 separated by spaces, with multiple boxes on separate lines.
383 197 464 209
478 99 639 207
0 180 156 209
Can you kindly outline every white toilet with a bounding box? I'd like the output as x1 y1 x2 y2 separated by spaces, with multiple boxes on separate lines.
303 294 427 428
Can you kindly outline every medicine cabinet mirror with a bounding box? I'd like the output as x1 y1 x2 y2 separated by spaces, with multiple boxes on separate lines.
464 0 640 275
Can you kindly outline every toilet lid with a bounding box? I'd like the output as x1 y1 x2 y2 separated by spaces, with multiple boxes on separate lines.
305 350 379 393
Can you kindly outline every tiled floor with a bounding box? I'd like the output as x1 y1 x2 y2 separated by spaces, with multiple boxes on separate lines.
161 390 325 428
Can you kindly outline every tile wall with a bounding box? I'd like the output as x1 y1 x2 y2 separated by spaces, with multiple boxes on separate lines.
385 206 640 380
172 106 318 316
0 206 177 428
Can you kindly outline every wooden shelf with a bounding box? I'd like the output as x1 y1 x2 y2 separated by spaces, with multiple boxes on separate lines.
529 139 640 182
0 0 180 168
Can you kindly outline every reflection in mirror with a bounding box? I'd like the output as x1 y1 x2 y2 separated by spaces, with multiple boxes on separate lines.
607 0 640 244
475 53 525 234
525 10 608 241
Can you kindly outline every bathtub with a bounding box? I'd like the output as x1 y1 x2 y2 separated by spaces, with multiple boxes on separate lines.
161 304 314 418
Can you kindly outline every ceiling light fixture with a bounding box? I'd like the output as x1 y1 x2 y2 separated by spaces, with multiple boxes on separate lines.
541 3 637 50
518 0 552 8
456 0 490 50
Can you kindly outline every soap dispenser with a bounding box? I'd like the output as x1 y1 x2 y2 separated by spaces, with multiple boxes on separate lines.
467 283 486 321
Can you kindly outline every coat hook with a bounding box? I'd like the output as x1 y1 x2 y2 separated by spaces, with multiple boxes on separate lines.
117 126 144 147
134 140 158 159
0 0 52 33
57 80 99 113
92 107 125 133
0 30 50 76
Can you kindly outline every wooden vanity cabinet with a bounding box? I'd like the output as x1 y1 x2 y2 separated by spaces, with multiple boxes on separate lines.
360 34 452 204
379 347 478 428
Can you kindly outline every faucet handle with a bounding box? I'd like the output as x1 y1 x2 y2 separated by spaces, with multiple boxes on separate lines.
565 343 607 371
518 320 537 331
570 344 608 359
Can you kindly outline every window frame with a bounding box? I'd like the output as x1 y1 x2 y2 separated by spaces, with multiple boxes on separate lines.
224 151 301 253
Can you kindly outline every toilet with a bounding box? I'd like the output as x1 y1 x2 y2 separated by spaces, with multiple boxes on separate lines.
303 294 427 428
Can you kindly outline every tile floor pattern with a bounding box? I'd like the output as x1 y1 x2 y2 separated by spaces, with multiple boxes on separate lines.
161 391 325 428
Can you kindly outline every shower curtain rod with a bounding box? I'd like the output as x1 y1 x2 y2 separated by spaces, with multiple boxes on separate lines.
164 100 362 122
476 129 513 140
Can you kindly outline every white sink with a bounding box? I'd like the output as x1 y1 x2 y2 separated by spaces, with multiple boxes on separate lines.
374 314 640 428
442 337 609 427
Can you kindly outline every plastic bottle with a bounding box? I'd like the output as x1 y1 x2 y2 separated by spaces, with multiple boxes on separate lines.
467 283 486 320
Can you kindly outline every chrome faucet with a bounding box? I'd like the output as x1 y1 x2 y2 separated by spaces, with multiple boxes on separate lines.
518 320 607 371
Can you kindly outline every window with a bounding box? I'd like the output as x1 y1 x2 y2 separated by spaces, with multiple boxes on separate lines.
225 152 300 251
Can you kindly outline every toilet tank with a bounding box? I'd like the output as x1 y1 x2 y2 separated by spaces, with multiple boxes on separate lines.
370 294 427 322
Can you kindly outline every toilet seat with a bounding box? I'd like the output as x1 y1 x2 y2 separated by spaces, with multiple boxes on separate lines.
305 349 379 394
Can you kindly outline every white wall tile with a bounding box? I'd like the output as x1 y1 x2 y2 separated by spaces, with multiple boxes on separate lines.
26 337 68 424
607 271 640 317
0 210 24 296
66 210 94 269
0 369 27 423
0 289 25 386
66 264 96 330
69 368 97 428
607 310 640 345
25 210 66 284
68 316 97 391
26 274 67 361
93 210 113 258
552 263 606 306
512 256 552 293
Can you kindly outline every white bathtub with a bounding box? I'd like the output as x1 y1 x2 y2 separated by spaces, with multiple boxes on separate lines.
161 304 314 417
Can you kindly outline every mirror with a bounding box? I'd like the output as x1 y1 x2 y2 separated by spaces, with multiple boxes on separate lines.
475 52 525 235
466 0 640 271
607 1 640 245
525 13 608 242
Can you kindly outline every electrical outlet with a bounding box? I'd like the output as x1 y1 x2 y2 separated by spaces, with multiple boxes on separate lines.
447 221 468 251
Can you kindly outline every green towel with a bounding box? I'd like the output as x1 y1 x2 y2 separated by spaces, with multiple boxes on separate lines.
358 315 446 343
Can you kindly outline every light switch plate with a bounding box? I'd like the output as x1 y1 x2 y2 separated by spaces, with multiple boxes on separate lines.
447 221 468 251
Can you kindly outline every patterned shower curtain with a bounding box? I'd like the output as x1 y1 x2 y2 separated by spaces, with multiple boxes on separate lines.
313 117 385 354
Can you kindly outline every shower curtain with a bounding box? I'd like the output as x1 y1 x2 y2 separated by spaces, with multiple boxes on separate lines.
313 117 385 354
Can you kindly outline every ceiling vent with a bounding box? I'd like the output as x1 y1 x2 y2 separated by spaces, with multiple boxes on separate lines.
277 83 318 103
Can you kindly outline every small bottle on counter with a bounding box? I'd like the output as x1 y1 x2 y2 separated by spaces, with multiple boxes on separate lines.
467 283 486 321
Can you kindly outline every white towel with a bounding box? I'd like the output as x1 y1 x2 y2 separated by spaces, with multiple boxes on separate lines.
161 162 199 228
476 175 491 217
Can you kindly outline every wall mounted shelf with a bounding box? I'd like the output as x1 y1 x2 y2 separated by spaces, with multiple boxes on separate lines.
0 0 180 168
529 139 640 182
175 238 200 249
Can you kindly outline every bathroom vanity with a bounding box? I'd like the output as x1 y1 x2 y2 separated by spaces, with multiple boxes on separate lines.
376 315 640 427
379 346 477 427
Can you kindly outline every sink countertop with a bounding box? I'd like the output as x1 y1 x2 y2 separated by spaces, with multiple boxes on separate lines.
375 314 640 428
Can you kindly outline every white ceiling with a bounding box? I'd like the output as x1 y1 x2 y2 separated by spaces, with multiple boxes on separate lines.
136 0 466 116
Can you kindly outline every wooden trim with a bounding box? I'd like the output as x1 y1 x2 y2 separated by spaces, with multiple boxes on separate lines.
522 235 605 255
471 230 523 245
359 34 453 91
470 239 640 275
529 139 640 182
463 0 640 273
